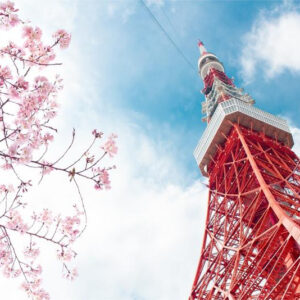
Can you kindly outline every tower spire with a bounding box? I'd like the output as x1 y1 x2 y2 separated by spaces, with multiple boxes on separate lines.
197 41 254 123
197 40 207 56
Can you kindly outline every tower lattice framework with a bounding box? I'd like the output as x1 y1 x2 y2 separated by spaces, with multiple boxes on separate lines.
190 42 300 299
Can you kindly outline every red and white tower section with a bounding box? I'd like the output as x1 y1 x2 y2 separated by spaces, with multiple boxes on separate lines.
189 42 300 299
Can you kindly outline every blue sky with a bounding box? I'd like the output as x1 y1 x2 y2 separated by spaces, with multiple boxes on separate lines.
2 0 300 299
65 0 300 180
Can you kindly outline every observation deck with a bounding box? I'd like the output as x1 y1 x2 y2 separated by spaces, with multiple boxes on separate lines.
194 98 293 176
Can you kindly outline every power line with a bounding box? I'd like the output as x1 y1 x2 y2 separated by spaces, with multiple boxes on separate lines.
140 0 196 73
160 5 179 37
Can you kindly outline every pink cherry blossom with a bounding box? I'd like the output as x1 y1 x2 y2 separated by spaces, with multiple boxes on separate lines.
2 42 25 58
94 183 102 190
92 129 103 138
0 1 14 10
8 12 18 26
61 215 80 242
38 209 53 226
102 134 118 157
41 164 54 175
34 76 52 95
24 242 40 260
42 133 54 144
23 26 42 41
16 76 29 90
53 29 71 49
1 162 12 170
0 1 19 29
8 86 19 98
34 289 50 300
22 282 50 300
6 210 28 234
0 184 13 193
63 266 78 281
7 184 14 192
0 249 12 267
99 169 111 189
57 248 74 262
0 65 12 85
3 265 20 278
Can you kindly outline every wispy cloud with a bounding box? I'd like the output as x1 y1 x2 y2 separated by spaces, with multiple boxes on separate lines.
240 2 300 82
106 2 137 23
105 0 167 23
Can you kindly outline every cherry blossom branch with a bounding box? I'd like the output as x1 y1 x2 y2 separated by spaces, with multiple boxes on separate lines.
0 2 117 299
52 128 75 165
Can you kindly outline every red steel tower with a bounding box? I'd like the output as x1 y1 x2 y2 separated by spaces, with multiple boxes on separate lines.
189 42 300 299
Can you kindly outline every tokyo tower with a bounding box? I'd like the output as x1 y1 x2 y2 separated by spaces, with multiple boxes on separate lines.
189 41 300 299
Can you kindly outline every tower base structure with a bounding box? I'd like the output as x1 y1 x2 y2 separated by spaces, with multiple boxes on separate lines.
190 124 300 299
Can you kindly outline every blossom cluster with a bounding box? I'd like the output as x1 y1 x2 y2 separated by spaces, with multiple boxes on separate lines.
0 1 117 299
102 134 118 157
0 1 19 29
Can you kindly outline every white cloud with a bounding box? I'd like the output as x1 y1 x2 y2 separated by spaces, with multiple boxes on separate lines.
107 3 118 17
17 0 78 32
106 2 137 23
0 98 208 300
290 126 300 154
240 3 300 82
0 1 208 299
105 0 167 23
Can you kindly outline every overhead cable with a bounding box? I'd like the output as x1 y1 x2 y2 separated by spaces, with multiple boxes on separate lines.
160 5 180 38
140 0 195 72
